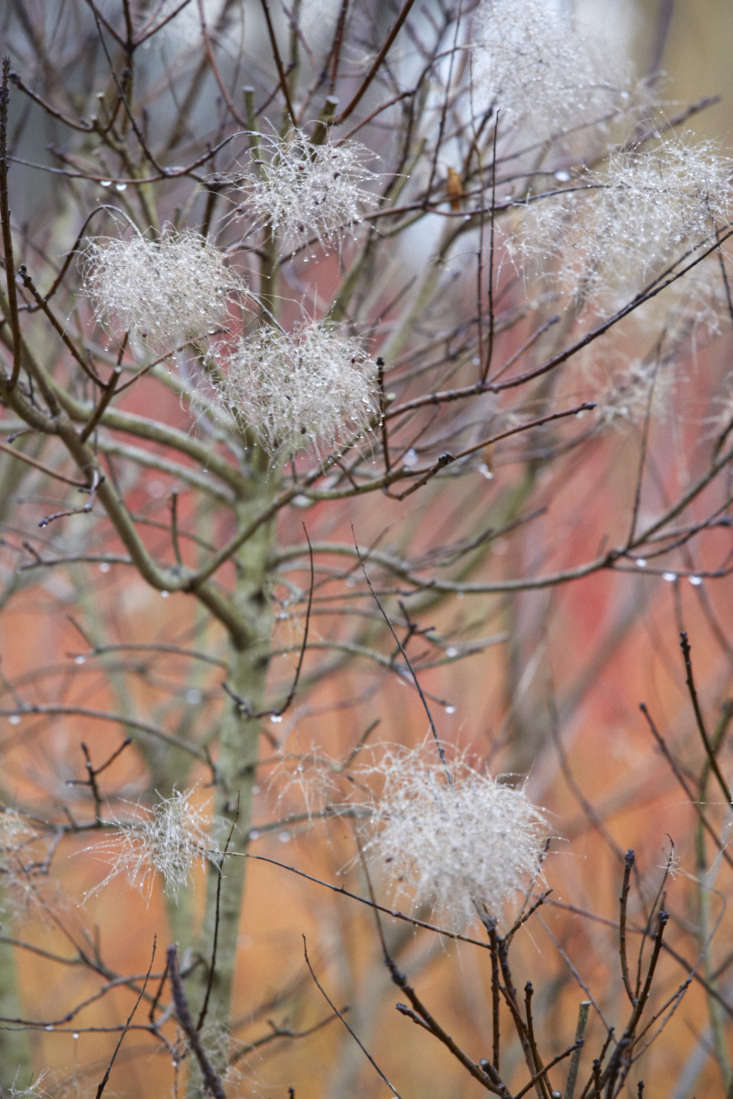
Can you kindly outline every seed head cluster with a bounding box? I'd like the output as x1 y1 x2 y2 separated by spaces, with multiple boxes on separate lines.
236 128 379 252
217 321 378 459
82 226 243 352
355 745 548 932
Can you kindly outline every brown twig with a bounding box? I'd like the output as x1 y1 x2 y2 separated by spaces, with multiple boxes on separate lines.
167 944 226 1099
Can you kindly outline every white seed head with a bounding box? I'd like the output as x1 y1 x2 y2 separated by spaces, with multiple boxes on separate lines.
509 136 732 311
354 745 548 932
85 789 222 903
217 321 378 460
0 809 45 915
2 1074 57 1099
473 0 635 138
269 746 342 819
81 226 244 352
236 128 379 252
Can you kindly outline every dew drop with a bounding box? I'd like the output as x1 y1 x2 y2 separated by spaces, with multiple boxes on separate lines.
74 655 86 666
635 558 647 568
45 1024 54 1031
115 183 127 192
554 169 571 183
249 829 261 841
477 462 494 480
472 356 480 367
689 575 703 586
73 1032 79 1041
444 704 456 715
292 494 313 509
270 713 283 724
160 590 170 598
99 180 112 188
403 448 419 468
98 562 110 574
445 646 459 658
8 715 20 726
278 830 291 844
662 571 677 582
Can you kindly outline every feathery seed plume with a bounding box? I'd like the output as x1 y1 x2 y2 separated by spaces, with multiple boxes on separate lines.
82 226 244 352
217 321 378 460
354 744 548 932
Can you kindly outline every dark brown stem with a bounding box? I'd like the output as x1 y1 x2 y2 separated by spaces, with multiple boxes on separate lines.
167 945 226 1099
0 58 22 390
619 850 636 1006
680 632 731 805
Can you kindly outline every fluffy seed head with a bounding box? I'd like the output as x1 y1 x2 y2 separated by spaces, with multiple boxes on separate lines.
473 0 635 139
509 136 732 310
82 226 243 352
354 745 548 932
236 128 379 252
0 809 45 915
86 789 222 903
2 1074 57 1099
217 321 378 459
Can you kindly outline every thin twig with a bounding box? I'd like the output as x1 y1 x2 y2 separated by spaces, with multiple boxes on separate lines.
680 632 731 805
95 938 156 1097
619 850 636 1006
354 534 445 769
0 58 22 390
167 944 226 1099
333 0 419 125
302 935 403 1098
196 823 235 1033
564 1001 590 1099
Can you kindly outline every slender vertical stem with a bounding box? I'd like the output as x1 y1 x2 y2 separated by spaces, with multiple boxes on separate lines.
0 59 22 391
563 1001 589 1099
619 849 636 1005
